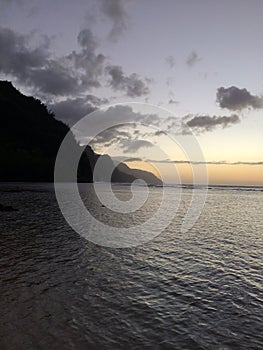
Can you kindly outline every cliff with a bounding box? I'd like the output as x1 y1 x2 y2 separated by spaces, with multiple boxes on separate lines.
85 146 162 185
0 81 92 182
0 81 162 186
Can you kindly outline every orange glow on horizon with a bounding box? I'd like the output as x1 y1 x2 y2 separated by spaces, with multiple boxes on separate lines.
125 161 263 186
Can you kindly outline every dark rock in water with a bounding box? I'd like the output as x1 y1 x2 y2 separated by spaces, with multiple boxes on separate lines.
0 203 18 212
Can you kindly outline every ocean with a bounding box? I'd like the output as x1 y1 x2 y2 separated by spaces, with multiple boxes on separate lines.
0 183 262 349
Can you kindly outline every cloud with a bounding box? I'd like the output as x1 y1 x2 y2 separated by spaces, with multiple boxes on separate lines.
0 26 49 79
77 28 97 51
65 28 106 90
0 26 106 96
142 159 263 166
106 65 150 97
120 139 154 153
71 105 162 149
0 26 151 104
121 157 143 162
216 86 263 110
186 51 201 67
90 125 134 149
186 114 240 132
168 99 178 105
49 95 108 125
27 61 81 95
112 156 263 167
68 104 243 155
165 55 175 69
154 130 166 136
230 161 263 166
98 0 131 41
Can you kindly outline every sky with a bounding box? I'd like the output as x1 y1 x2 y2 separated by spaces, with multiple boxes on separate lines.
0 0 262 185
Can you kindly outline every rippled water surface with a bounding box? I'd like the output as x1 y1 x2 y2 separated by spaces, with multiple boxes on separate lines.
0 183 263 349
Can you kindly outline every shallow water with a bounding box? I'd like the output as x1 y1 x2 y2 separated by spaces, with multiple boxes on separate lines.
0 183 263 349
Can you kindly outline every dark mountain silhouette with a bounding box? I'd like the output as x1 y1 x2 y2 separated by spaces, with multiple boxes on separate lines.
117 162 162 186
85 146 162 185
0 81 92 182
0 81 162 185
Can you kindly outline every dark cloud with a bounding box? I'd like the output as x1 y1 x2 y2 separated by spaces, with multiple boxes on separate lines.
77 105 147 141
230 161 263 166
85 94 109 106
65 28 106 90
168 99 178 105
186 51 201 67
144 159 213 164
137 113 163 127
90 109 241 142
142 159 263 166
120 139 154 153
49 95 108 125
69 104 243 154
98 0 130 41
108 155 263 167
77 28 97 51
90 125 133 149
216 86 263 110
0 26 106 96
70 105 162 150
0 25 152 105
154 130 166 136
186 114 240 131
121 157 143 162
165 56 175 69
27 61 80 95
0 26 49 79
106 65 149 97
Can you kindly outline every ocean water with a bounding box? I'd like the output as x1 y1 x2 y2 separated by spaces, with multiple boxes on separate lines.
0 183 262 350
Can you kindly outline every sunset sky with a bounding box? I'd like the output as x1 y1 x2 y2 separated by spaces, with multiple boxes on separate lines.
0 0 262 185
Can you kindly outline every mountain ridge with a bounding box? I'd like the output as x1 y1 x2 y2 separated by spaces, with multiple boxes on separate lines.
0 81 162 185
